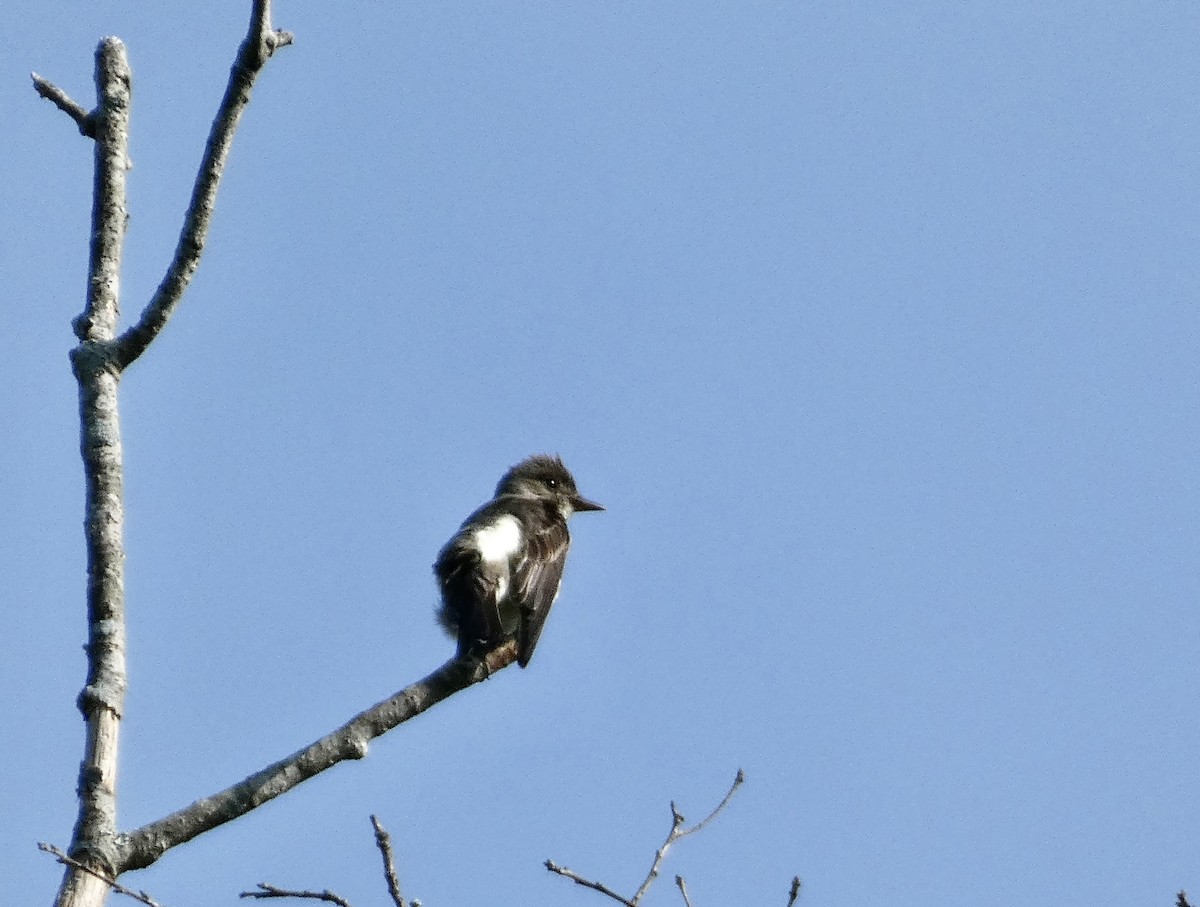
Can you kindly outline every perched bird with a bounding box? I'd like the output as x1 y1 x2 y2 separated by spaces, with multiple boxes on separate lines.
435 455 603 667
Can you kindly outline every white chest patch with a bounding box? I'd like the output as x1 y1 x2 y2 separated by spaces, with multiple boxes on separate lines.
473 514 522 565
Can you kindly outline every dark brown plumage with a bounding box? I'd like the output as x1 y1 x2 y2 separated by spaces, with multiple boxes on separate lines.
434 455 603 667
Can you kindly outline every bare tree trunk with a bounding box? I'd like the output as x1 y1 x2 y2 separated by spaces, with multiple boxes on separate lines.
52 35 132 907
35 5 294 905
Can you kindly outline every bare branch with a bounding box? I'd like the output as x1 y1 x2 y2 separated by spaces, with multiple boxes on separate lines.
628 804 683 906
240 883 351 907
40 844 164 907
111 0 291 370
680 768 744 836
370 815 406 907
674 875 693 907
786 876 802 907
544 861 636 907
114 647 512 872
40 2 518 905
31 73 95 136
43 11 297 901
54 36 135 907
629 770 745 905
77 37 132 344
546 771 744 907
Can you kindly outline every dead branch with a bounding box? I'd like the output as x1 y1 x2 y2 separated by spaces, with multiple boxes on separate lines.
544 861 636 907
37 4 288 906
239 814 423 907
787 875 802 906
114 648 508 872
39 844 164 907
370 815 407 907
30 73 94 135
674 875 693 907
109 2 292 369
629 769 745 905
51 33 134 907
240 883 352 907
546 769 745 907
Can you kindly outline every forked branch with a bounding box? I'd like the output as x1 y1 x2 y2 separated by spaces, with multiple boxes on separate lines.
545 771 799 906
545 770 746 907
630 769 745 905
34 5 290 907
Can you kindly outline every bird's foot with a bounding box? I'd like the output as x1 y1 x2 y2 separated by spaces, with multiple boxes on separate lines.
458 637 499 678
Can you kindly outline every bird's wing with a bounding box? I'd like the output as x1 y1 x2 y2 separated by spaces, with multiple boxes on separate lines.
513 516 571 667
434 519 507 652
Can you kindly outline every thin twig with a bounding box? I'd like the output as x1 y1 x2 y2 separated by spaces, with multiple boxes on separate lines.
629 804 684 907
546 771 745 906
30 73 94 136
786 876 802 907
674 875 693 907
39 844 164 907
370 815 406 907
680 768 745 835
630 770 745 905
544 861 637 907
239 883 351 907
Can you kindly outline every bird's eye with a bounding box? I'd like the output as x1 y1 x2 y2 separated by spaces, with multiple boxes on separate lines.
547 478 558 488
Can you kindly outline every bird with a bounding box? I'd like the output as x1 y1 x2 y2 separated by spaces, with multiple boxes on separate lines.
434 454 603 668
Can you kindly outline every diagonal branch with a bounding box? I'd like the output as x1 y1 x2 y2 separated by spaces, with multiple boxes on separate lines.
110 0 292 370
113 646 513 873
31 73 95 136
240 883 352 907
544 861 637 907
629 769 745 905
678 767 744 836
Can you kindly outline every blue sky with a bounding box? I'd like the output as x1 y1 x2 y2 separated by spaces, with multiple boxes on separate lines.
5 3 1199 905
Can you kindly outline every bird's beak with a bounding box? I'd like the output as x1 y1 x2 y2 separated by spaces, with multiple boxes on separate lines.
571 495 605 513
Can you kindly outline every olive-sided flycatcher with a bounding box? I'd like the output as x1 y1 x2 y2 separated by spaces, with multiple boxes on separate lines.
434 455 603 667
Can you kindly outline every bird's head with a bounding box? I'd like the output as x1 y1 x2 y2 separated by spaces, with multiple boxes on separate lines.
495 454 604 516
